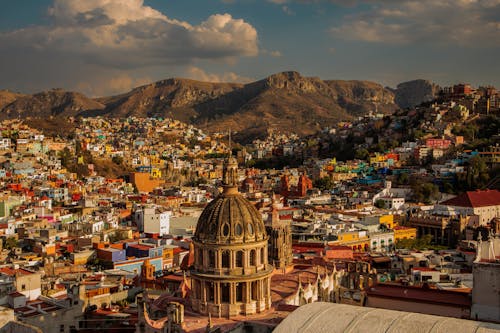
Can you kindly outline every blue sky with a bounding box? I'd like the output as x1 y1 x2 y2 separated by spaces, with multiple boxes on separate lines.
0 0 499 96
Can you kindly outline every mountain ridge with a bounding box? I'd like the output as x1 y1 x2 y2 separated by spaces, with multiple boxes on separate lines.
0 71 436 141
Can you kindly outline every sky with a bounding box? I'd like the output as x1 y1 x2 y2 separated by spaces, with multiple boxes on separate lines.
0 0 499 97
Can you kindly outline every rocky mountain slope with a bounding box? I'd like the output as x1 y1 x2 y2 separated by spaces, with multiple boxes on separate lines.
0 90 25 110
1 89 105 119
0 71 404 141
392 79 440 109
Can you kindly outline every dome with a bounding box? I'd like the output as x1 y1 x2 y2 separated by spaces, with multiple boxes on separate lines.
194 190 267 244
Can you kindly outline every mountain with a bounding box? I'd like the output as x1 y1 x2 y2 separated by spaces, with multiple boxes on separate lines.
189 72 396 141
1 89 105 119
95 78 243 121
97 71 397 141
392 79 440 109
0 71 400 141
0 90 25 110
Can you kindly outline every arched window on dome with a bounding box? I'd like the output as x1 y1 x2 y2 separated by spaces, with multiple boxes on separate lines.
222 283 230 302
197 249 203 266
251 281 258 300
236 251 243 267
260 248 265 265
250 249 256 266
207 282 214 302
208 250 215 268
222 251 230 268
235 223 243 236
236 283 243 302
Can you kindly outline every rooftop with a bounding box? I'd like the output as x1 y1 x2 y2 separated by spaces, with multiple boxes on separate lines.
441 189 500 208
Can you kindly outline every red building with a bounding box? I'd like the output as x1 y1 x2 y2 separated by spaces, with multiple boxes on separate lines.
453 83 472 96
426 138 451 150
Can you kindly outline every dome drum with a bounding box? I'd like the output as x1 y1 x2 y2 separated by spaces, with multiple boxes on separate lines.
193 239 269 275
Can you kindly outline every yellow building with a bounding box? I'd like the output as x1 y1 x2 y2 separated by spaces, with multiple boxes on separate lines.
151 167 162 178
393 226 417 242
332 231 370 251
379 214 396 229
369 153 386 165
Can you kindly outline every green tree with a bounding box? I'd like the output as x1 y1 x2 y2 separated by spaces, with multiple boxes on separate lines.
355 148 369 160
4 237 18 250
466 156 490 189
58 147 73 168
411 182 440 204
374 199 386 209
314 176 334 191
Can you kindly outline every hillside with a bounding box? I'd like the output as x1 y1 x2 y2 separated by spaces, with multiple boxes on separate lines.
0 71 401 141
99 71 398 141
0 90 24 109
95 78 243 121
392 79 440 109
0 89 105 119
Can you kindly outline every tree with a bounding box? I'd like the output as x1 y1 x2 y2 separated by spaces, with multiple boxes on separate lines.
111 156 124 165
355 148 369 160
466 156 490 189
374 199 386 209
58 147 73 168
4 237 18 250
314 176 334 191
396 173 410 185
411 182 440 204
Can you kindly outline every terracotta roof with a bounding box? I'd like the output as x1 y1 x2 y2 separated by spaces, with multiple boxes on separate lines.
441 189 500 208
367 284 471 307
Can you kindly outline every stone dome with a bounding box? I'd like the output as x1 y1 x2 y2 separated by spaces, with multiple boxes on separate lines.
194 190 267 244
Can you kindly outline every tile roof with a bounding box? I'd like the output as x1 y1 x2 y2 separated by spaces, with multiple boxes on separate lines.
441 189 500 208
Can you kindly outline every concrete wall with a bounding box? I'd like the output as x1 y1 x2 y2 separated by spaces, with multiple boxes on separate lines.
472 262 500 322
20 305 84 333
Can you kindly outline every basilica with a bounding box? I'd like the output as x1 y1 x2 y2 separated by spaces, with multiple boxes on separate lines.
136 158 369 332
190 156 274 317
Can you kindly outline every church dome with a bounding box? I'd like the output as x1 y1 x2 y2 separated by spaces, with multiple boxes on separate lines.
194 190 266 244
194 156 267 244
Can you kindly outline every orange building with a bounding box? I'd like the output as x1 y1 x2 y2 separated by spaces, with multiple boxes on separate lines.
130 172 164 193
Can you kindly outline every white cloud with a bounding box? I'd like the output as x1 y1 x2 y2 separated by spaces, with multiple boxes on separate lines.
76 74 152 97
0 0 259 95
186 66 253 83
330 0 500 46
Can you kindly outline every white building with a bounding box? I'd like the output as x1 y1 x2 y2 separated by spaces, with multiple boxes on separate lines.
437 189 500 226
135 206 171 237
369 231 394 252
471 234 500 322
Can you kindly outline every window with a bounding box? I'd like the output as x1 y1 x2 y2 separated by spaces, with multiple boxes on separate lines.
222 251 230 268
21 284 26 291
236 251 243 267
247 223 254 235
235 223 243 236
222 223 230 236
236 283 243 302
221 283 230 302
250 250 256 266
207 283 214 302
208 250 215 268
